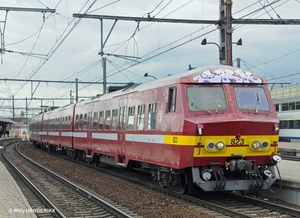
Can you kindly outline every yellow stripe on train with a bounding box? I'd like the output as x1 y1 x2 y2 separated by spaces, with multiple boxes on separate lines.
163 134 278 157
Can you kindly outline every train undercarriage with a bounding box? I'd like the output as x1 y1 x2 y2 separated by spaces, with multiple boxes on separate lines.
32 141 281 193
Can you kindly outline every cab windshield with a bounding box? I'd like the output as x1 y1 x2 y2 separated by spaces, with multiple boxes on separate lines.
187 86 227 112
234 86 270 112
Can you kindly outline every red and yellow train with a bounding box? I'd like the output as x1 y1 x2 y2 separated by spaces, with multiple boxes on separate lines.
29 65 281 193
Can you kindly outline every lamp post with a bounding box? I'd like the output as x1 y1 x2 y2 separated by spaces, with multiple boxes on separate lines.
144 72 157 80
201 38 222 64
201 38 242 65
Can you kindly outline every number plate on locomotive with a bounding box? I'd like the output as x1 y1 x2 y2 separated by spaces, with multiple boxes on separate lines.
230 138 245 145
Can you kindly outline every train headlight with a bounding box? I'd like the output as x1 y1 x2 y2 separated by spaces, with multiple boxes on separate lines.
274 123 279 132
261 141 269 149
251 141 261 150
207 142 215 150
216 141 225 150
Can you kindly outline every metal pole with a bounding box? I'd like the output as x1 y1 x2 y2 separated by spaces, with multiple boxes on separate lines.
70 90 73 104
25 97 28 125
225 0 233 66
102 57 107 94
75 78 78 102
12 95 14 119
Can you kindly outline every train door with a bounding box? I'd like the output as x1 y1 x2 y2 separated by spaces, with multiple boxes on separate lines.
87 105 93 161
118 98 127 159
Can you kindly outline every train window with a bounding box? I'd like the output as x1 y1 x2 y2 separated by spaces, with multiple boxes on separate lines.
127 106 135 130
62 117 64 130
289 102 296 110
119 107 123 130
280 120 300 129
281 103 288 111
168 87 176 112
79 114 83 130
137 105 145 130
234 87 270 112
112 109 118 130
99 111 104 130
105 110 111 130
88 112 93 130
119 106 127 130
123 107 127 130
93 112 98 129
65 116 68 130
83 113 87 130
148 103 157 130
280 121 287 129
75 115 79 130
187 86 227 112
68 116 71 130
289 120 294 129
296 121 300 129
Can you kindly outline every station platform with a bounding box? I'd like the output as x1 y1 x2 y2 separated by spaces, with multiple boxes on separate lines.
0 161 36 218
278 141 300 156
276 159 300 183
273 141 300 182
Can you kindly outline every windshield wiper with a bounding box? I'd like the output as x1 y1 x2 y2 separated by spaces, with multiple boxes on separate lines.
189 97 210 113
255 93 260 113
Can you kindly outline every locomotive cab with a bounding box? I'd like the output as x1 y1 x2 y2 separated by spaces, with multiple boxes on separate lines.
181 67 281 192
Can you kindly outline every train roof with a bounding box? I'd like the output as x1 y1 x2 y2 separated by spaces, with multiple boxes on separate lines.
178 65 266 84
53 65 267 108
82 65 266 102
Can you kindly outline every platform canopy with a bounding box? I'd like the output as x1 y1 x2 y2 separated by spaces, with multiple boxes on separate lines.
0 117 17 125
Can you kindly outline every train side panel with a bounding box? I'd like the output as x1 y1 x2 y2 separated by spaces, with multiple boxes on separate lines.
29 65 281 193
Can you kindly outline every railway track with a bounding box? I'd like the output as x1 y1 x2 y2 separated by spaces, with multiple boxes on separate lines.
198 192 300 217
20 141 300 218
1 139 59 218
2 140 136 218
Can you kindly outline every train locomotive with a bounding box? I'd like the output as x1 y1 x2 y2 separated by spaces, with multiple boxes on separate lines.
29 65 281 193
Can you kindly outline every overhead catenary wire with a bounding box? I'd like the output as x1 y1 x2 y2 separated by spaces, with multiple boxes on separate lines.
48 0 297 101
12 0 98 97
10 0 98 109
1 1 299 116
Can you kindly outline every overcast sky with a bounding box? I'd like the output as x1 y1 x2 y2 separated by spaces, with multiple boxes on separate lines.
0 0 300 118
